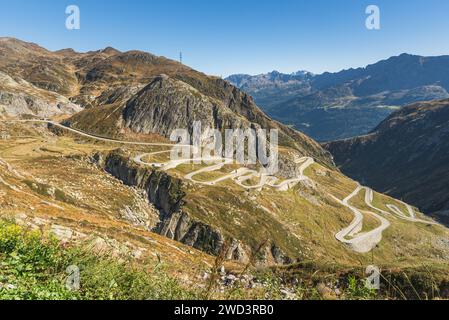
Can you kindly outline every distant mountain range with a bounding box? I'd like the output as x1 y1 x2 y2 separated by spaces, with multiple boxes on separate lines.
226 54 449 141
324 99 449 225
226 71 313 113
226 70 314 93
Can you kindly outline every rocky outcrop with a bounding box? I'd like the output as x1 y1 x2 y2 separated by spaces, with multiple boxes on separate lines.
123 75 236 137
270 244 293 265
120 74 333 167
0 89 80 118
0 72 81 118
100 150 226 256
97 150 294 264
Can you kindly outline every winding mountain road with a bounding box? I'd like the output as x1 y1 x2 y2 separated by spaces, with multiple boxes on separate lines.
1 119 185 147
136 148 315 191
333 185 390 253
1 119 440 254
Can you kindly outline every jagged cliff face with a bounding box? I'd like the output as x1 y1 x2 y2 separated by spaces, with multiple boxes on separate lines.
324 99 449 225
122 75 243 137
121 74 313 149
0 71 81 118
97 150 293 264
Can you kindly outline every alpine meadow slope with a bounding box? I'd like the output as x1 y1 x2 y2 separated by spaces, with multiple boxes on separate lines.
1 38 449 298
324 99 449 226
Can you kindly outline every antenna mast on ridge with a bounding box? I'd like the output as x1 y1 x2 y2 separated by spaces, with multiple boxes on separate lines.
179 51 183 64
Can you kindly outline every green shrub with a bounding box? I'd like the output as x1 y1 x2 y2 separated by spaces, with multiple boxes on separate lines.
344 275 377 300
0 221 198 300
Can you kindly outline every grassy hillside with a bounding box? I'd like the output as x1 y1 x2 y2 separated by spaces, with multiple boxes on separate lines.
324 99 449 225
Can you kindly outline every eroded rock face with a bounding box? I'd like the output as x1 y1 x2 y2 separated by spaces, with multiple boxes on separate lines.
123 75 253 138
101 151 226 256
0 72 81 118
120 190 159 231
99 150 294 264
121 74 333 173
0 90 81 118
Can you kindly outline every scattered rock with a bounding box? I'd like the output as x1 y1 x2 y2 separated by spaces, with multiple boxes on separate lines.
51 224 74 242
317 283 335 299
280 288 296 300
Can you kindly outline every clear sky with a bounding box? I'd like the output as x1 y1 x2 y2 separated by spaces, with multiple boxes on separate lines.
1 0 448 76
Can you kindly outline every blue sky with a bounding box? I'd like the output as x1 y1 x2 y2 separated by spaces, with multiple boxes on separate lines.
1 0 448 76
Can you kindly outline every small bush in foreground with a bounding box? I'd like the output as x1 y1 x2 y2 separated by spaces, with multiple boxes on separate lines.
0 222 198 300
